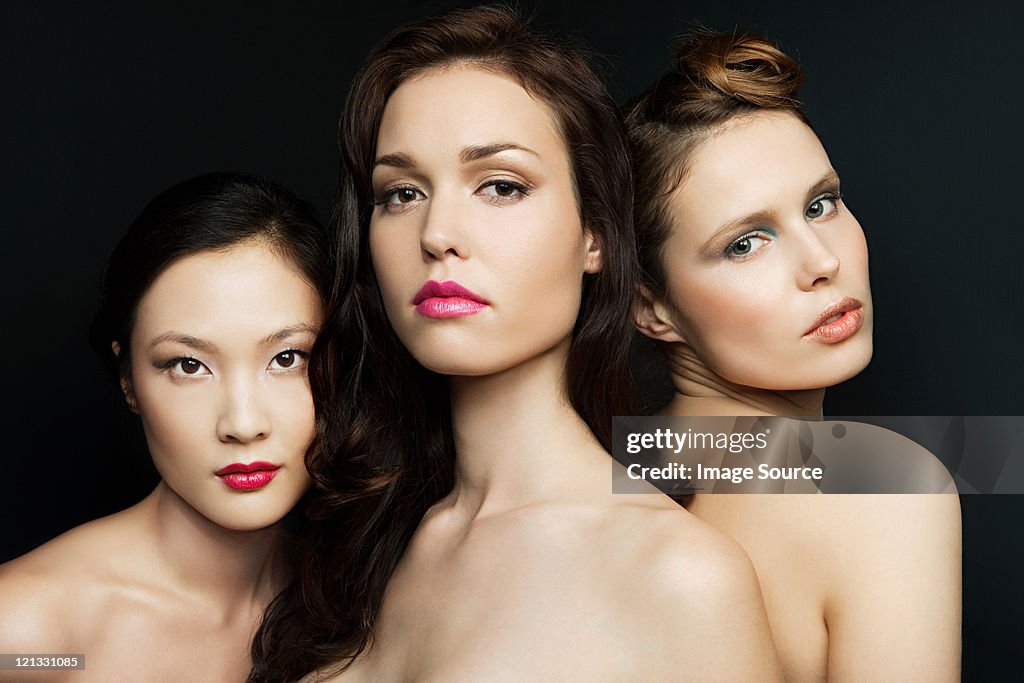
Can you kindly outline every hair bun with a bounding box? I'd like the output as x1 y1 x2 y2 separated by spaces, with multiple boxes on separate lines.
676 31 803 108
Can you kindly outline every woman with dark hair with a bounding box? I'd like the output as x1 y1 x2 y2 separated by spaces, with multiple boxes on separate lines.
625 32 961 681
252 6 780 682
0 172 330 681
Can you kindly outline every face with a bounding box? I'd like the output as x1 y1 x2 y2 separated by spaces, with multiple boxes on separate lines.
651 111 872 390
124 240 319 531
368 66 600 376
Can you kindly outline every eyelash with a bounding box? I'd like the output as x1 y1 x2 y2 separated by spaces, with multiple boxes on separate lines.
370 178 532 214
806 191 843 220
722 191 844 260
724 230 773 260
159 349 309 378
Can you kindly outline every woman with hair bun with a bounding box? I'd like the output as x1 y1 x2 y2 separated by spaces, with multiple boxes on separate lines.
625 32 961 681
251 7 781 682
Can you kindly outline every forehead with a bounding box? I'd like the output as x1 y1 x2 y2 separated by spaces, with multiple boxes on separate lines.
133 241 321 341
671 111 832 233
375 65 565 162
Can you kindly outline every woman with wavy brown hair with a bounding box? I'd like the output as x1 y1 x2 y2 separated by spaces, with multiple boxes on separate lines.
250 6 781 682
625 31 961 682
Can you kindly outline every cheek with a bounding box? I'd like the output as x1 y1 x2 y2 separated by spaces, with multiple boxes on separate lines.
667 262 783 351
132 377 212 471
275 380 316 448
369 225 412 315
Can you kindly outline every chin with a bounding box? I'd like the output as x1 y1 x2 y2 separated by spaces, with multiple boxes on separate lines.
205 510 289 533
411 349 513 377
791 341 875 390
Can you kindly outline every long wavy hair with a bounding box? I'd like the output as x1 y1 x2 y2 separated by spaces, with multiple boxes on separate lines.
250 6 638 680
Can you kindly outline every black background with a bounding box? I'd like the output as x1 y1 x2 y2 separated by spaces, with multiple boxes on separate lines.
2 1 1021 678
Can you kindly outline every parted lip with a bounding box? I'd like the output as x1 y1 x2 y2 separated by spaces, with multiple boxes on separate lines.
804 297 863 336
412 280 488 305
215 461 279 476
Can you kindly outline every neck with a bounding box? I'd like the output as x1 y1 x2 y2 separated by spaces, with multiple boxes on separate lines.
663 344 824 417
138 482 286 620
446 337 608 519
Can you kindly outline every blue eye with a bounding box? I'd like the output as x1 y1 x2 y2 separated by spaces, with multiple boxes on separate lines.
726 231 772 259
806 194 841 220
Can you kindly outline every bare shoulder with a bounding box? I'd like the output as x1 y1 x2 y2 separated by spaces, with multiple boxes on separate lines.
612 500 762 606
0 512 132 651
819 420 957 493
601 500 782 679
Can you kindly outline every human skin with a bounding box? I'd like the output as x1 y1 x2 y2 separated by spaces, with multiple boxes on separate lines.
0 241 319 682
635 112 961 682
637 111 873 416
309 66 782 682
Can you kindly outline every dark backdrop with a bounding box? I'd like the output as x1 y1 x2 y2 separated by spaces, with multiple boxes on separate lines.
2 1 1021 679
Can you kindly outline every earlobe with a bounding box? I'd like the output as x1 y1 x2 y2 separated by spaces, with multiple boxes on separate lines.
583 229 603 274
634 286 686 344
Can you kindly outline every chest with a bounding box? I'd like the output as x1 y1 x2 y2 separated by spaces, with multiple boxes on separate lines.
342 527 637 682
73 601 257 683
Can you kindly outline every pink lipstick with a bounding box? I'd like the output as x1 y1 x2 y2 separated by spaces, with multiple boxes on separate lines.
804 297 864 343
215 462 280 490
412 280 489 318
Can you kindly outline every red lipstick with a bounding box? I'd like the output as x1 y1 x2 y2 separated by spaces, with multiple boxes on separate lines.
804 297 864 343
412 280 489 318
215 462 280 490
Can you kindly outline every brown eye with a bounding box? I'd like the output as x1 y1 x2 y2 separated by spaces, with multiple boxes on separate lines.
164 356 210 377
478 179 528 203
384 187 424 206
269 350 308 371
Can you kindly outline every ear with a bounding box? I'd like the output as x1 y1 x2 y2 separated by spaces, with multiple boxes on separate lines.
111 341 139 414
582 228 603 274
634 285 686 344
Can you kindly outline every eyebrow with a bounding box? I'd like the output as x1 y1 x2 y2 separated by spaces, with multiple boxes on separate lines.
146 324 318 352
372 142 539 171
459 142 539 163
259 324 319 346
702 170 842 250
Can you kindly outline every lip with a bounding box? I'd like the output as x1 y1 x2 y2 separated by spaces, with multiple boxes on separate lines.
216 461 280 491
804 297 864 343
412 279 489 319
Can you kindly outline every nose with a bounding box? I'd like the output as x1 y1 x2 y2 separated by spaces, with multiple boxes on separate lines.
419 190 469 261
216 375 270 444
795 225 841 291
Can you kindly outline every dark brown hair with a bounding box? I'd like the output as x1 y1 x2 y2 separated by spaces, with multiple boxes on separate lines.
624 30 806 296
249 5 638 680
90 172 331 385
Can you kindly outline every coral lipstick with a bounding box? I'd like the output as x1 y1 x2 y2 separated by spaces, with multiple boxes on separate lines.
412 280 489 318
216 462 280 490
804 297 864 343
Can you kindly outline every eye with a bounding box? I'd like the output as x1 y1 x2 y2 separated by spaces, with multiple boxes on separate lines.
725 231 772 260
164 357 211 378
374 185 426 213
477 179 529 204
806 193 841 220
269 350 309 371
